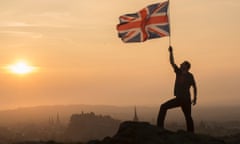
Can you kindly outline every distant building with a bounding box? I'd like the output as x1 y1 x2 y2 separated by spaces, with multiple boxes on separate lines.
65 112 120 142
56 112 60 125
133 106 139 122
48 113 61 126
47 112 65 140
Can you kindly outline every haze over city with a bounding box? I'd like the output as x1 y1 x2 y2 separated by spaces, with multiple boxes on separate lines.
0 0 239 110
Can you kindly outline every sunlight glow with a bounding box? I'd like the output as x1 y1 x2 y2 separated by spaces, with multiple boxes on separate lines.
7 60 37 75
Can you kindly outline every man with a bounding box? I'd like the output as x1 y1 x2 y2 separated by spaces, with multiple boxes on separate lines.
157 46 197 132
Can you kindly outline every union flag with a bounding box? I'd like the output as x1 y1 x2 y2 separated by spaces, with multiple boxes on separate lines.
117 1 170 43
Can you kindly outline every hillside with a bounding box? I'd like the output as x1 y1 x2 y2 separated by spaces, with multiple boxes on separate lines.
88 121 226 144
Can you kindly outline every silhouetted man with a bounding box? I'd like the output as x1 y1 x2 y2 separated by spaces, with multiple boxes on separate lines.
157 46 197 132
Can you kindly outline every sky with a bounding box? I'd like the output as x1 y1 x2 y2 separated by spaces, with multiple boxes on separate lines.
0 0 239 110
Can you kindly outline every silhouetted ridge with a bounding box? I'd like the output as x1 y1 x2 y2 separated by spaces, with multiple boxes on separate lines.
221 133 240 144
88 121 226 144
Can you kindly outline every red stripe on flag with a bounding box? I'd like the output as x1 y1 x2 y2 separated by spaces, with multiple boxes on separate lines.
148 27 166 37
117 21 141 31
139 9 148 41
147 16 168 25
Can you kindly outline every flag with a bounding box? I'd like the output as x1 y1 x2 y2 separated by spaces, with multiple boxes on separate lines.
117 1 170 43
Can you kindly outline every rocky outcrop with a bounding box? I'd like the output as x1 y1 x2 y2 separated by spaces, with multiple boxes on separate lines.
221 133 240 144
88 121 226 144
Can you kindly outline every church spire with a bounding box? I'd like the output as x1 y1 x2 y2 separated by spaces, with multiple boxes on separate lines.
56 112 60 125
133 106 139 122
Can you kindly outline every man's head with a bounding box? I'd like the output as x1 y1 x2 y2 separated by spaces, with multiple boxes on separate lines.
180 61 191 72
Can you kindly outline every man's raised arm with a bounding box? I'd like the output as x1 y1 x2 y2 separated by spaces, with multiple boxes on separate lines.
169 46 176 68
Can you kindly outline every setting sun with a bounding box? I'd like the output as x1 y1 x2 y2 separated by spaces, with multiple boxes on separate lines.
6 60 37 75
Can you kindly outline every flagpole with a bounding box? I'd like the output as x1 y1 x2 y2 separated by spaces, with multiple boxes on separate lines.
168 0 171 47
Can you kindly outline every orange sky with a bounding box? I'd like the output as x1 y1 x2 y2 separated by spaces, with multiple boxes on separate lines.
0 0 239 110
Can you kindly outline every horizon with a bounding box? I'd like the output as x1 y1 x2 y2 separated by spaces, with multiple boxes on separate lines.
1 102 240 112
0 0 240 110
0 103 239 127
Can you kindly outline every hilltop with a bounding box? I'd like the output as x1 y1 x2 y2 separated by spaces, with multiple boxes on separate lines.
14 121 235 144
87 121 226 144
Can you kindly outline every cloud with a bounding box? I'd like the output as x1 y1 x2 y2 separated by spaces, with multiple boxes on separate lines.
30 12 71 19
0 21 32 27
0 21 70 29
0 31 43 39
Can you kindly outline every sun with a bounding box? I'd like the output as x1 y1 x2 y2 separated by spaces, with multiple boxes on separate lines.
6 60 37 75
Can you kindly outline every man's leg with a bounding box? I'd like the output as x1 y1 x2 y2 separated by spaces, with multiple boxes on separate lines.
157 98 181 128
181 100 194 132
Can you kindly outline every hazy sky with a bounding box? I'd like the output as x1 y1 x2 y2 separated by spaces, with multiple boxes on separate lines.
0 0 239 110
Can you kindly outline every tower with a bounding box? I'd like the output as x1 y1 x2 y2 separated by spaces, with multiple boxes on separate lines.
133 106 139 122
56 112 60 125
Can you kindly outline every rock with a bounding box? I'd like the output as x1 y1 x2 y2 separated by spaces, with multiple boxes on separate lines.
88 121 226 144
221 133 240 144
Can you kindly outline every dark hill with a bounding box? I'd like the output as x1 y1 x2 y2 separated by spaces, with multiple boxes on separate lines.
221 133 240 144
88 121 226 144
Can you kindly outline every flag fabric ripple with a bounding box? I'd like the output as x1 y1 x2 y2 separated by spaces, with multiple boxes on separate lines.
117 1 170 43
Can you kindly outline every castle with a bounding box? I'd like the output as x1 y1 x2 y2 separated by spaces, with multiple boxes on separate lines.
65 112 120 142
